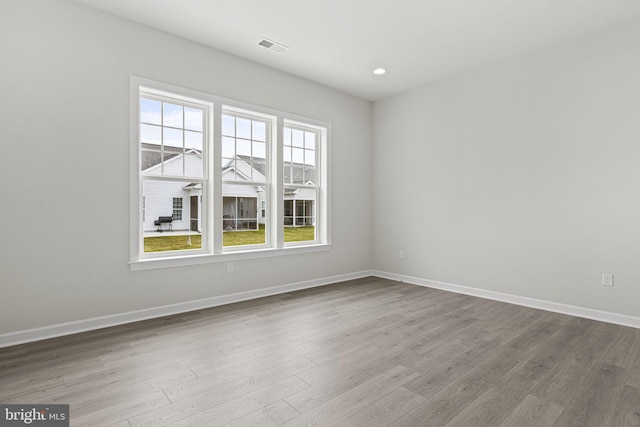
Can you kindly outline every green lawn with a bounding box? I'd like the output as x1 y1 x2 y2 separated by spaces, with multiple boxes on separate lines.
283 226 315 243
144 234 202 252
144 226 315 252
224 227 266 246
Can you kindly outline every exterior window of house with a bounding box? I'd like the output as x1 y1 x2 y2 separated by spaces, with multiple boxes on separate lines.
172 197 183 221
131 77 330 269
283 125 318 242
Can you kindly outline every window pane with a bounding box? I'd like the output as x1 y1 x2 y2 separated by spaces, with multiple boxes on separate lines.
143 180 202 252
292 129 304 147
185 130 202 151
283 146 292 163
305 149 315 166
305 131 316 150
237 139 251 157
140 98 161 125
253 141 266 160
252 121 266 142
222 188 266 247
140 124 161 144
222 115 235 136
283 127 291 146
222 136 235 158
304 165 316 184
163 103 183 128
184 107 203 132
292 148 304 164
164 127 183 148
236 118 251 139
284 164 292 184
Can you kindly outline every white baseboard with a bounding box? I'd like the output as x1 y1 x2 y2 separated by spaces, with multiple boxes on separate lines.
4 269 638 348
0 270 374 348
371 270 640 329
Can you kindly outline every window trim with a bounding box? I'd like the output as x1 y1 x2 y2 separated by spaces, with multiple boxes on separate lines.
129 76 331 270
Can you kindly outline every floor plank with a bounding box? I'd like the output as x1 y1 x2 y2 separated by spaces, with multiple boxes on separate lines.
497 394 564 427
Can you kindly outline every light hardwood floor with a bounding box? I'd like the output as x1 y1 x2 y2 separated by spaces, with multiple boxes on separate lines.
1 277 640 426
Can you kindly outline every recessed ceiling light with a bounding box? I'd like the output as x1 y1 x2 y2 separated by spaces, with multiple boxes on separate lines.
373 68 386 75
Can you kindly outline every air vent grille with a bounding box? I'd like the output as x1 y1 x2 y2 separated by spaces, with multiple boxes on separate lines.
258 38 288 54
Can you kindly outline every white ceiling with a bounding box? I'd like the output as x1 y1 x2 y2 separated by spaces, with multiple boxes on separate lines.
74 0 640 101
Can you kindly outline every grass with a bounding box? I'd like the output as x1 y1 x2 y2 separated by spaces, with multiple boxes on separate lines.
144 234 202 252
283 226 315 243
224 227 266 246
144 226 315 252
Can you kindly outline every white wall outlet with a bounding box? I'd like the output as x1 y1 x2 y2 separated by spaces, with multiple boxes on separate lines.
227 262 234 273
602 273 613 287
399 250 405 259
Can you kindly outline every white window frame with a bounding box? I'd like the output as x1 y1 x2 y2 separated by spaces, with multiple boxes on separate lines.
220 107 273 251
283 122 322 246
129 76 331 271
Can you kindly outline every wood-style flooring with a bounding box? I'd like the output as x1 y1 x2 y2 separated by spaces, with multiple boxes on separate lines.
1 277 640 426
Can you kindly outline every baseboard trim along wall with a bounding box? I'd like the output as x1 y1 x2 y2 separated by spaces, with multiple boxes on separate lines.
3 269 639 348
372 270 640 330
0 271 371 348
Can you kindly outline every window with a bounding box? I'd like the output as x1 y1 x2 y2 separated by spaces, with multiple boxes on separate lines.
130 77 330 269
221 111 269 247
172 197 183 221
283 125 318 242
138 89 207 253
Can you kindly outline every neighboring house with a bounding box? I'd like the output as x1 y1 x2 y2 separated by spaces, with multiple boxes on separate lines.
142 145 315 232
221 157 266 231
142 145 203 232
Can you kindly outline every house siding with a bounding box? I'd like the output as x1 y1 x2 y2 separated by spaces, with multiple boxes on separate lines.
142 152 202 231
143 181 192 231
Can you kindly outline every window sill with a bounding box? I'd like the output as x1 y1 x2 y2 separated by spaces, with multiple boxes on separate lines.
129 244 332 271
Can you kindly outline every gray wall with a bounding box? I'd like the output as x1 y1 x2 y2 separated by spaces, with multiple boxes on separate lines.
3 0 640 337
0 0 373 334
372 19 640 317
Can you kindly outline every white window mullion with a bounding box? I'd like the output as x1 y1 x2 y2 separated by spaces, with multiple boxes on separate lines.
212 103 222 254
319 125 330 245
274 117 284 248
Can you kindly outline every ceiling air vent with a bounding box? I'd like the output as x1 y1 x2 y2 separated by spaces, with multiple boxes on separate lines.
258 38 288 54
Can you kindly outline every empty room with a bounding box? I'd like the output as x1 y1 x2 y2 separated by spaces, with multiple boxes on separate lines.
2 0 640 425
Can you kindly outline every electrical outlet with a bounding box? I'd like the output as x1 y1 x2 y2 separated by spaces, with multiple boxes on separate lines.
399 250 405 259
602 273 613 287
227 262 234 273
